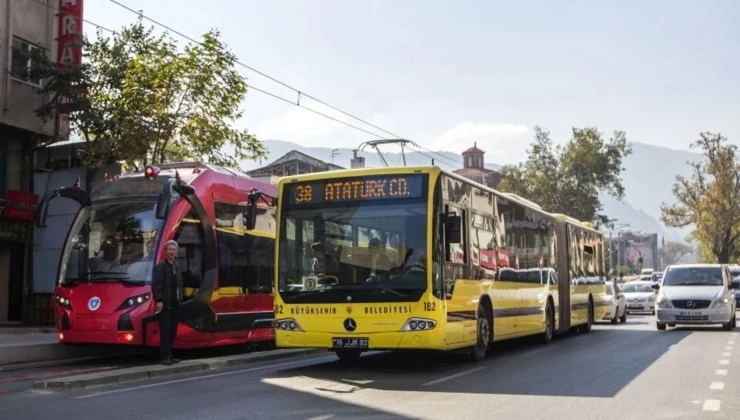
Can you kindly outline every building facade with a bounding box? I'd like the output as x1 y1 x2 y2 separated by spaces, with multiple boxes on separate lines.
452 143 501 189
0 0 73 323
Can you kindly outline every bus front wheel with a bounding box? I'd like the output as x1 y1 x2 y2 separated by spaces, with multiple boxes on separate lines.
335 349 362 364
542 299 554 344
469 304 491 362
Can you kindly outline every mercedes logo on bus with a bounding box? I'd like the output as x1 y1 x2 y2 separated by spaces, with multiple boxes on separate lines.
687 300 695 308
343 318 357 332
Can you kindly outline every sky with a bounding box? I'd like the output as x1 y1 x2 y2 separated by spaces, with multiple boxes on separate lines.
84 0 740 165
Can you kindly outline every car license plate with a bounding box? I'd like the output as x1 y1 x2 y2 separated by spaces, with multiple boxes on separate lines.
679 311 702 316
628 305 642 309
332 337 369 349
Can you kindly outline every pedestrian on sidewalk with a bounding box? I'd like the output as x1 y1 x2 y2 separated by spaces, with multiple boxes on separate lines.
152 239 184 365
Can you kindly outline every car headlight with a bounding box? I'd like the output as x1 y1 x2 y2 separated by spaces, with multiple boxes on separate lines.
712 298 731 308
656 296 672 309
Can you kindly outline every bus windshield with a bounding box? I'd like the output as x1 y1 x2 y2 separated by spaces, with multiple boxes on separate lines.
58 200 165 286
277 189 429 304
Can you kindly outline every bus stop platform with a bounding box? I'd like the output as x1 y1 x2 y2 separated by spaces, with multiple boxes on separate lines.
0 331 139 367
32 348 323 391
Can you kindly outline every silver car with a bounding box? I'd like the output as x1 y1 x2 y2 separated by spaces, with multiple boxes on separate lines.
654 264 737 331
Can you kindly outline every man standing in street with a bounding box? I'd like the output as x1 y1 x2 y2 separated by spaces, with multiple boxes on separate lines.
152 239 184 365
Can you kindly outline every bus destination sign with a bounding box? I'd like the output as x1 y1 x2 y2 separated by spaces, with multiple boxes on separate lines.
286 174 426 205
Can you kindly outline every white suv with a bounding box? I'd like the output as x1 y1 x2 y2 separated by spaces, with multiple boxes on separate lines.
654 264 737 331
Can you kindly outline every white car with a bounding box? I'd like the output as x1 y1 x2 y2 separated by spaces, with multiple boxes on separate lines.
622 281 656 314
602 282 627 323
640 268 655 282
655 263 738 331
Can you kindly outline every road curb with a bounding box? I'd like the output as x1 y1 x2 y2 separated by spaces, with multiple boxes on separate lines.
32 348 324 391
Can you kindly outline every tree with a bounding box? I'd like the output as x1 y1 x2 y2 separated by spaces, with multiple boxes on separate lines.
661 133 740 264
660 241 694 266
27 18 266 189
498 126 632 226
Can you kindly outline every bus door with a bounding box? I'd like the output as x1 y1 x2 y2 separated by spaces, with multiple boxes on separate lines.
555 221 571 333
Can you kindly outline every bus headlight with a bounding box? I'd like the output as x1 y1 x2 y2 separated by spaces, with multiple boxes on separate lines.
274 318 303 332
116 293 151 311
401 318 437 331
55 295 72 310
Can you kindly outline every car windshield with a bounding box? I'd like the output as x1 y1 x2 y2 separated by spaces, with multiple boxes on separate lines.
663 266 724 286
58 200 165 286
622 283 653 293
277 182 429 304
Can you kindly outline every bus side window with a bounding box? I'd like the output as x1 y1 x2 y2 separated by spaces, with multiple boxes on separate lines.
173 208 205 297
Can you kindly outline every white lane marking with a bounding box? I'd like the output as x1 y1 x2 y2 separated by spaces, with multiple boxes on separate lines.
723 352 731 357
422 366 485 386
702 400 721 411
710 382 725 390
728 341 735 345
308 415 335 420
715 369 728 376
726 346 734 350
75 355 336 399
719 360 730 365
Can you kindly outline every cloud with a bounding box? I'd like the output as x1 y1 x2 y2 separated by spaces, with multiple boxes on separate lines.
254 99 389 148
427 122 531 165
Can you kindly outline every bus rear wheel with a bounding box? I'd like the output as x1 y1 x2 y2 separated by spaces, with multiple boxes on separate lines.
578 299 594 334
335 349 362 364
469 304 491 362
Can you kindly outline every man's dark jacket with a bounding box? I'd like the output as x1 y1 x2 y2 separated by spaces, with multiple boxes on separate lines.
152 260 184 310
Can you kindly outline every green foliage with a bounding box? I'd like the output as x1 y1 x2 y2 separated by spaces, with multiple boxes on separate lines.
661 133 740 263
498 126 632 226
27 17 266 173
659 241 695 266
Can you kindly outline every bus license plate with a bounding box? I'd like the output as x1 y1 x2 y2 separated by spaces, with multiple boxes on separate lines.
332 337 369 349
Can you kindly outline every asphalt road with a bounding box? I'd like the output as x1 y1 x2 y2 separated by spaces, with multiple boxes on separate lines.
1 315 739 420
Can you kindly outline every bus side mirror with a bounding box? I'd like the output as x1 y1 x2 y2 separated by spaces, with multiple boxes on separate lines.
445 214 461 244
156 191 171 220
244 202 257 230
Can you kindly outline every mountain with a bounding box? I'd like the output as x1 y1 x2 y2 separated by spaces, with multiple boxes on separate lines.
244 140 701 242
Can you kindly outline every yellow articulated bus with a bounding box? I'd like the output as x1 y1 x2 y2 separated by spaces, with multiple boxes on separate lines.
243 165 608 362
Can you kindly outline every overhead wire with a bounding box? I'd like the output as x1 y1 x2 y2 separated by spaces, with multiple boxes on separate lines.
32 0 464 169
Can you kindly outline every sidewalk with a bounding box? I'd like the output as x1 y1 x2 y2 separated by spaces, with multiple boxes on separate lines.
33 348 324 391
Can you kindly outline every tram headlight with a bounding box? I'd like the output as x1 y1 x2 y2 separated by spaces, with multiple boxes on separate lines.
117 293 152 311
55 295 72 310
401 318 437 332
273 318 303 332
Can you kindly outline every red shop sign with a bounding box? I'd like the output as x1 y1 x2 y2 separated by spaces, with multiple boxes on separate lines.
2 190 39 222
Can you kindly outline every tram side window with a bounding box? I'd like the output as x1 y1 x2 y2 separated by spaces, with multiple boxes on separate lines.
173 210 205 293
244 234 274 294
215 202 248 293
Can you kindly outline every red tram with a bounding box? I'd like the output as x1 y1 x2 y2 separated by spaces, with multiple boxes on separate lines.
38 162 276 348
